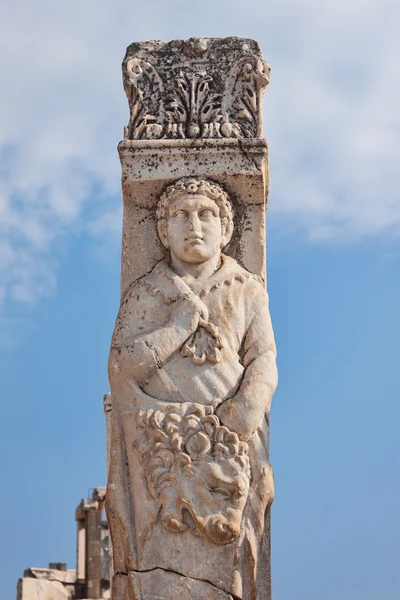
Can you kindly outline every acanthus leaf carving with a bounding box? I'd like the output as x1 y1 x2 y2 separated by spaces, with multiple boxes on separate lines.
222 57 271 138
164 71 225 139
122 38 270 140
124 57 165 140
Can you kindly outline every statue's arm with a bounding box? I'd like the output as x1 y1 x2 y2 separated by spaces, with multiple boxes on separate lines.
216 289 278 441
109 287 208 384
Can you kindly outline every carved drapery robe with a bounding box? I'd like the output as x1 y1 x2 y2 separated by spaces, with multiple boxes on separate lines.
107 254 277 600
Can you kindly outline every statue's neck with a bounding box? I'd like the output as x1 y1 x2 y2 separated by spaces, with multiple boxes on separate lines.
170 253 221 281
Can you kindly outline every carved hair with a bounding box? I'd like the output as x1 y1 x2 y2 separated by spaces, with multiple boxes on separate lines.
156 177 234 230
134 403 249 499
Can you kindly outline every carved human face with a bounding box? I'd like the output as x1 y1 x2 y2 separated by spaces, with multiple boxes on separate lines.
160 194 229 264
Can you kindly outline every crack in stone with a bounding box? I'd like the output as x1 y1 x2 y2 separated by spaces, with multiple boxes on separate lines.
119 566 241 600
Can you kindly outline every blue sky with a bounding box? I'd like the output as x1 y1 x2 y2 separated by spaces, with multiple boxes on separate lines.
1 1 399 599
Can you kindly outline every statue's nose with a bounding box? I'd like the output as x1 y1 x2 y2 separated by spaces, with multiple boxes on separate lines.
220 522 240 542
206 516 240 544
188 213 201 232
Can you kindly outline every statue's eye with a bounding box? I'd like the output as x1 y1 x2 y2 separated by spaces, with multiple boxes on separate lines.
211 487 231 498
173 210 188 219
199 209 215 220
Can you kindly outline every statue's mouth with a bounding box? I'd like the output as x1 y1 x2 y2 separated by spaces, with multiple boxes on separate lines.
180 499 240 544
185 235 203 242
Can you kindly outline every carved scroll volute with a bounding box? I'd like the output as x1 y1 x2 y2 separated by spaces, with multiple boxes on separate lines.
122 38 270 140
123 57 165 140
227 57 271 138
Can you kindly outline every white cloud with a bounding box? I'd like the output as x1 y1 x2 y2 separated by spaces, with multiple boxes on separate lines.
266 0 400 239
0 0 399 321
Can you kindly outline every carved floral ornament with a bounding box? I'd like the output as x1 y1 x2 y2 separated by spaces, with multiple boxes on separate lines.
123 57 270 140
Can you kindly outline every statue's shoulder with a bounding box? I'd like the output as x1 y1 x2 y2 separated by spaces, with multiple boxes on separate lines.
120 259 179 310
221 255 266 294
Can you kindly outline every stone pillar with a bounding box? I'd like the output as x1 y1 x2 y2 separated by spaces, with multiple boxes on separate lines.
103 392 113 584
107 37 277 600
76 488 106 599
103 393 112 472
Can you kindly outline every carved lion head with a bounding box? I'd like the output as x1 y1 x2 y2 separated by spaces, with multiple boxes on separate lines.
134 403 250 545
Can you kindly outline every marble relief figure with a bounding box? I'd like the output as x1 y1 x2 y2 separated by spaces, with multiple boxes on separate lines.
106 177 277 600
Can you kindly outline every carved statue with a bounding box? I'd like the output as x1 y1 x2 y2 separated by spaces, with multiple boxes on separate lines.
106 177 277 600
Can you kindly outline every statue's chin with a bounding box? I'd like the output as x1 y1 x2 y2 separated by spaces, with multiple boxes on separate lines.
180 251 212 263
177 248 220 265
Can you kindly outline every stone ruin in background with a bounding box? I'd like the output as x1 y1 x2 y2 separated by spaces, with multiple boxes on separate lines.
16 487 110 600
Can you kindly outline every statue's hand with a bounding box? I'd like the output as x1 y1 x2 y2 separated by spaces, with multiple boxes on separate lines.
216 397 260 442
168 293 209 337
